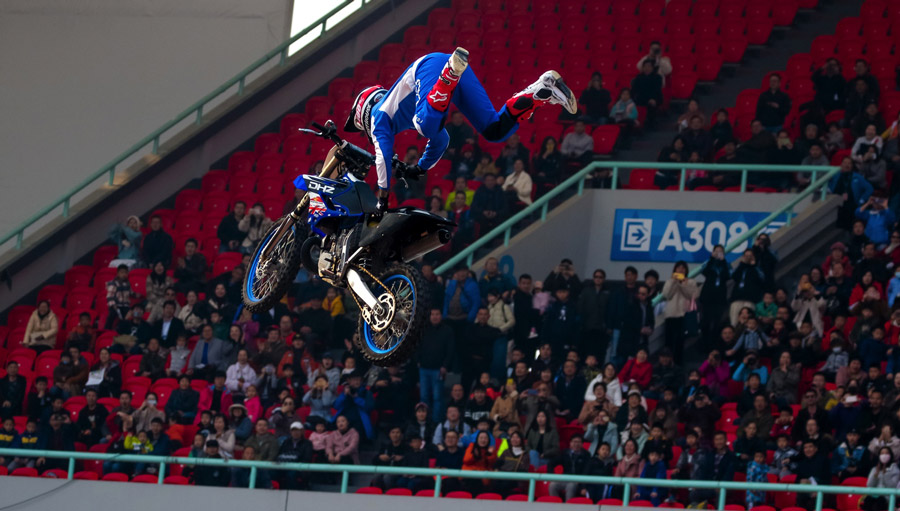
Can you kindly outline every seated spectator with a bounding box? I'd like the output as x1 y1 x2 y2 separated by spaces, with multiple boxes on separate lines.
881 110 900 170
22 300 58 354
86 347 122 398
698 351 730 401
275 422 312 489
165 375 200 425
852 125 887 188
503 158 533 207
832 428 867 481
493 430 529 495
104 264 133 330
738 120 776 163
37 412 75 470
178 290 208 336
444 176 474 210
473 153 499 181
579 72 611 125
770 130 802 169
845 78 878 125
526 410 559 468
238 203 273 255
825 121 847 154
174 238 207 293
632 60 663 127
794 440 831 507
560 120 594 168
108 215 142 265
657 136 688 165
187 324 229 381
868 424 900 461
217 201 246 252
548 434 591 501
75 389 108 445
371 426 408 489
768 351 801 406
679 390 721 441
851 102 887 139
65 312 96 353
451 144 478 179
302 375 336 421
850 59 880 101
677 99 706 133
495 133 529 175
446 110 476 161
614 438 642 483
115 303 152 353
634 448 668 506
864 447 900 511
710 109 734 150
462 430 497 494
470 173 508 234
225 348 257 394
813 58 846 112
142 215 174 267
636 41 672 84
689 432 736 505
192 440 231 487
326 415 359 464
610 88 639 144
682 115 712 159
230 445 269 488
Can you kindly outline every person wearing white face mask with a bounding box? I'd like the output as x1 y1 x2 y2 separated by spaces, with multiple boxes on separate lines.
864 447 900 511
133 391 165 433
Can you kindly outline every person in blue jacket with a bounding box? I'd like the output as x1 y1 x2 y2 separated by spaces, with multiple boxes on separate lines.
635 448 669 506
444 266 481 323
829 155 874 228
345 47 577 215
856 195 896 246
332 369 375 440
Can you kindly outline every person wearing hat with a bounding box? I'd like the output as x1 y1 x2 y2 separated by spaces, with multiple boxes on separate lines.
634 447 668 506
333 369 375 440
543 258 582 297
451 143 479 179
275 421 313 490
192 439 230 487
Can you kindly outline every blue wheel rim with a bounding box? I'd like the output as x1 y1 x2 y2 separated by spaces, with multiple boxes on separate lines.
245 225 294 304
362 274 416 355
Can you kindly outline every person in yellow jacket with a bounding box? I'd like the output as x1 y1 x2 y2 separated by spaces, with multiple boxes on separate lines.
125 430 154 454
322 287 345 317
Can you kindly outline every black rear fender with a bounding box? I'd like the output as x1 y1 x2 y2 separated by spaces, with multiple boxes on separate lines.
358 208 455 249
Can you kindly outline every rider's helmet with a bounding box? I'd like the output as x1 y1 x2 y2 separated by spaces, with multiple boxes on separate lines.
344 85 387 136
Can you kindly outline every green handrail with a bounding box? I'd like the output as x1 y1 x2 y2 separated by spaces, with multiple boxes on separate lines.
433 161 839 276
0 0 369 252
0 447 894 510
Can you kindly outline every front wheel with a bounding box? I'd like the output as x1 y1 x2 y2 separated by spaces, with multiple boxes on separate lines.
355 264 429 367
242 217 303 313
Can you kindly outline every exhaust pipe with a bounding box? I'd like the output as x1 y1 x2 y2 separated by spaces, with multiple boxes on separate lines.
402 229 451 262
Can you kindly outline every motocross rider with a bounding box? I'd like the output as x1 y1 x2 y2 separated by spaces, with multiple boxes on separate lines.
344 47 578 217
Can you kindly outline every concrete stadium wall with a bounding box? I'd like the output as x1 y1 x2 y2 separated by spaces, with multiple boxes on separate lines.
0 0 440 314
473 189 811 281
0 0 292 236
0 478 577 511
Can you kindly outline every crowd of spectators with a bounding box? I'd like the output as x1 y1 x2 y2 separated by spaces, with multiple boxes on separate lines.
655 57 900 197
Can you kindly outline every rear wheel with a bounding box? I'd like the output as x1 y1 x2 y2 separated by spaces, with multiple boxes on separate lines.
242 217 302 313
355 264 429 367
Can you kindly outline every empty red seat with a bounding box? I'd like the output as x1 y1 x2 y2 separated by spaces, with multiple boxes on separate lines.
37 285 66 308
74 471 99 480
773 0 799 25
567 497 595 504
591 125 620 154
227 151 255 174
101 473 129 482
164 475 190 485
132 474 158 483
213 252 243 278
476 493 503 500
722 36 749 62
507 494 529 501
7 305 35 330
746 19 774 45
384 488 411 496
279 113 309 138
671 72 698 99
810 35 838 63
446 491 473 499
537 496 563 503
92 245 119 270
836 17 863 38
11 467 39 477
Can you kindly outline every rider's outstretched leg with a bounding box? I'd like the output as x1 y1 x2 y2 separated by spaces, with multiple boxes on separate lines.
452 68 578 142
425 47 469 113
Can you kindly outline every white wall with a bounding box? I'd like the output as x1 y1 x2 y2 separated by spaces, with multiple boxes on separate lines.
0 0 291 236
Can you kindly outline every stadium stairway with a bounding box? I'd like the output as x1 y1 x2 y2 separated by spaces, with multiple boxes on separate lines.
616 0 865 164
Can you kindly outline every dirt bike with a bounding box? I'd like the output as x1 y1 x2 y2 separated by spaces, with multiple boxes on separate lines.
241 120 454 366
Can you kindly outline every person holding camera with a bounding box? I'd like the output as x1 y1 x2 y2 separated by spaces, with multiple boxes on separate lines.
636 41 672 84
238 202 274 255
661 261 698 365
857 195 896 248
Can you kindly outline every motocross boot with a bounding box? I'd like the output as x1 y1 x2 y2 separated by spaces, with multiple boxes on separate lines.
505 70 578 120
426 47 469 113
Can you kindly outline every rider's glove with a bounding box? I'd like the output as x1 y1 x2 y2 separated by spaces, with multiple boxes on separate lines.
373 191 389 220
404 164 426 181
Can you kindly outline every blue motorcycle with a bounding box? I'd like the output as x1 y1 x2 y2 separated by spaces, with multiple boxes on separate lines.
242 121 454 366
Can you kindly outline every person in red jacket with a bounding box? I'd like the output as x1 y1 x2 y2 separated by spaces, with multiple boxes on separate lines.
618 348 653 392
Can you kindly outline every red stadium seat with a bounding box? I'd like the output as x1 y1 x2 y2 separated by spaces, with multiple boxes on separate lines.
132 474 159 483
279 113 309 138
101 473 129 482
164 475 190 485
10 467 39 477
227 151 255 174
476 493 503 500
446 491 473 499
746 19 774 45
591 125 620 154
74 471 99 480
